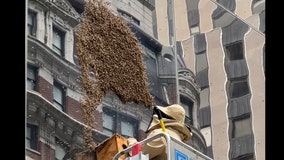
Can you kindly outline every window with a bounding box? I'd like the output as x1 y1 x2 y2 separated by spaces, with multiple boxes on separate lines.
229 77 250 98
117 9 140 25
28 10 37 36
103 114 114 136
190 25 200 35
103 107 138 138
225 41 244 61
27 65 37 91
55 137 69 160
231 114 252 139
199 87 210 108
52 26 65 56
233 153 255 160
121 120 135 138
180 96 193 125
195 52 208 72
26 124 38 150
53 81 66 111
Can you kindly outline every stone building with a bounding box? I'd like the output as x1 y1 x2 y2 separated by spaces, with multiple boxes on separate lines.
26 0 265 159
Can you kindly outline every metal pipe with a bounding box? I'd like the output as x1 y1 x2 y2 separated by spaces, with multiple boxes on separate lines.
168 0 179 104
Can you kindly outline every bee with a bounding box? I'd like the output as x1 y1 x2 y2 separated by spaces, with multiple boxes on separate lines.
75 0 154 150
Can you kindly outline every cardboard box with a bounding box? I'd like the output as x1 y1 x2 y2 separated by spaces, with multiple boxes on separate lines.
95 133 128 160
74 133 128 160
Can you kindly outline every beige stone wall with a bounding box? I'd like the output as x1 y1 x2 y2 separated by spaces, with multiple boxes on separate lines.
182 38 195 73
155 0 170 45
198 0 216 33
245 29 265 160
235 0 253 20
174 0 190 41
206 29 229 160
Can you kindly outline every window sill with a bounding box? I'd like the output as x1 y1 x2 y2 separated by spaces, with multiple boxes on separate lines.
26 148 41 155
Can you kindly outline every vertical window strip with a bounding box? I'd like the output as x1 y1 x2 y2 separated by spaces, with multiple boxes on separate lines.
52 26 65 56
26 124 38 150
53 82 65 111
27 66 37 91
180 97 194 125
28 10 37 36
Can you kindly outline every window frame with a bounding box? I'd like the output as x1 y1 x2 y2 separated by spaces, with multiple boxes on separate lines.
28 9 37 36
52 26 65 57
27 65 38 91
232 153 255 160
53 81 66 112
224 41 244 61
230 113 253 139
26 123 38 150
228 77 250 99
102 107 139 139
180 96 194 125
117 9 140 26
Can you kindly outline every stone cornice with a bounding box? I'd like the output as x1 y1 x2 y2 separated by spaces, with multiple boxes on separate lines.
38 0 82 27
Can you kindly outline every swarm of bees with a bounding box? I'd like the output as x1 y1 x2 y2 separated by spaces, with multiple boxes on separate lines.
75 0 154 150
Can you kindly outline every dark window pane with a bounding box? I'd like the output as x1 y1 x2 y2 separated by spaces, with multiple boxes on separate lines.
28 10 37 36
52 27 65 56
27 65 37 91
233 153 255 160
229 77 249 98
180 96 193 125
225 41 244 61
53 82 65 111
26 124 38 150
230 80 249 98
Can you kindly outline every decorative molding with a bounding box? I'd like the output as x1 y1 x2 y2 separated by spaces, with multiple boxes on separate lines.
41 0 81 26
53 0 77 17
180 86 196 101
50 15 67 29
44 0 78 18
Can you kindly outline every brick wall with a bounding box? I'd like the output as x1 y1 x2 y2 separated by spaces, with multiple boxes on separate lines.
66 96 83 122
40 142 55 160
37 76 53 102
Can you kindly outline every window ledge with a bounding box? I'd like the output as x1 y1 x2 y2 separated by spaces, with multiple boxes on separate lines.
26 148 41 155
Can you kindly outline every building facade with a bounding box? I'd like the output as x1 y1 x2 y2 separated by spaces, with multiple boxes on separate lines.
26 0 208 159
151 0 265 159
26 0 265 160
